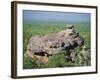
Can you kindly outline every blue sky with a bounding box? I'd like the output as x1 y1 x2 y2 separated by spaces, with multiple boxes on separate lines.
23 10 90 23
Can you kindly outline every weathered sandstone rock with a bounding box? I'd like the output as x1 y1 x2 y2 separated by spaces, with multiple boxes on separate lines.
24 25 84 63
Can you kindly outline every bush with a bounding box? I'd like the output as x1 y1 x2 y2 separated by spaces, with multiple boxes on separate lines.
45 51 77 68
23 57 38 69
45 53 66 68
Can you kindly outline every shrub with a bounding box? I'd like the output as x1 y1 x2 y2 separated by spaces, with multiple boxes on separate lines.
23 57 38 69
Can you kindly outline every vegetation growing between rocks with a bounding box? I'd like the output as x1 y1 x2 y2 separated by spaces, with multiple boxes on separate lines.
23 22 91 69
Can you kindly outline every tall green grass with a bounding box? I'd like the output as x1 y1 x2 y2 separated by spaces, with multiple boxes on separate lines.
23 21 91 69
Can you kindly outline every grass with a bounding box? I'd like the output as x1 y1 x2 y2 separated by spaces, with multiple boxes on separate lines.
23 21 91 69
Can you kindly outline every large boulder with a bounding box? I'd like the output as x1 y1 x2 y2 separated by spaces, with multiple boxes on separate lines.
24 25 84 63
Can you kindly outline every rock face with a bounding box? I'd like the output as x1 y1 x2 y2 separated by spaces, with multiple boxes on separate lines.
24 25 84 63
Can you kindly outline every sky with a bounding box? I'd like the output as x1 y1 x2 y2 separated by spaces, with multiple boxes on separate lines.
23 10 91 23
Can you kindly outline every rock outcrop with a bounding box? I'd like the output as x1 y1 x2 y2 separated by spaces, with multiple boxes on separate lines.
24 25 84 63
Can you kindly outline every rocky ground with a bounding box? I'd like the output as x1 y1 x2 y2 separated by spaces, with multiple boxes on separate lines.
24 25 90 69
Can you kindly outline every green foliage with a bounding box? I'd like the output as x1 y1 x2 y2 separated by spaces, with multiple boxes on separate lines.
23 57 38 69
81 32 91 48
23 22 91 69
45 53 66 68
